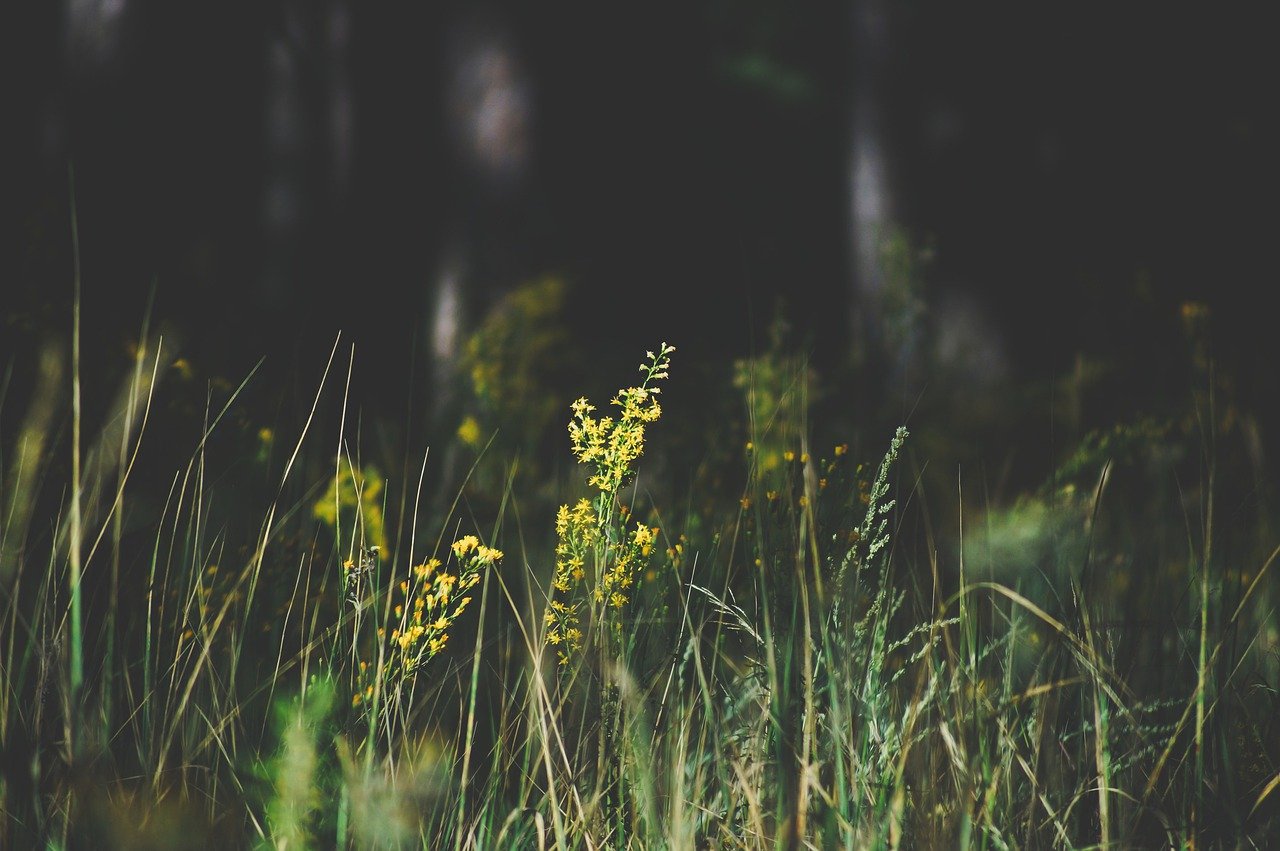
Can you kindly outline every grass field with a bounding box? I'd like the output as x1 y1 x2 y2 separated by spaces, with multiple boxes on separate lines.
2 290 1278 849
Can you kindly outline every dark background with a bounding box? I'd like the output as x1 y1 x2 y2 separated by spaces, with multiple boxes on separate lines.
3 2 1276 436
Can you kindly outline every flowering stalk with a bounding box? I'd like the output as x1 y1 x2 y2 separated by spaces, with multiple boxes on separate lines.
349 536 501 711
544 344 672 667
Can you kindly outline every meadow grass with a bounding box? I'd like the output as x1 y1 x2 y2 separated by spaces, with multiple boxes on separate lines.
1 308 1278 849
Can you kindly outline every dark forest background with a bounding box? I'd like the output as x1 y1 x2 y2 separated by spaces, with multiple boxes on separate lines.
3 2 1276 449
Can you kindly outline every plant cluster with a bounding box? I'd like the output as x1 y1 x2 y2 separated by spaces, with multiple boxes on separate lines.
348 536 501 712
545 344 672 666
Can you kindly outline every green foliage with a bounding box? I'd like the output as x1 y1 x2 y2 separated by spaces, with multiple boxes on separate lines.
262 679 336 850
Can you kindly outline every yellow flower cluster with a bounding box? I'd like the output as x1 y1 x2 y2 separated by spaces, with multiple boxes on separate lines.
451 533 504 566
546 499 595 665
553 499 599 593
353 535 502 707
567 345 672 494
456 415 483 448
567 391 660 493
315 462 388 555
586 521 658 610
545 345 673 666
543 599 583 667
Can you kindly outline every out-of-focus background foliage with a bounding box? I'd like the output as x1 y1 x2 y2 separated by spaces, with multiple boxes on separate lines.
4 3 1274 434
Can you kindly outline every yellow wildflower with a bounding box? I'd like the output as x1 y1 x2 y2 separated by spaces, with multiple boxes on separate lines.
544 344 673 666
457 415 482 447
452 535 480 558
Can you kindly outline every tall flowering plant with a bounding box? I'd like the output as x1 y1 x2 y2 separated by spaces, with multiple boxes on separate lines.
544 344 672 666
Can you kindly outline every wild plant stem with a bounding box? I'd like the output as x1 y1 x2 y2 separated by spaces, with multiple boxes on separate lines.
68 165 84 707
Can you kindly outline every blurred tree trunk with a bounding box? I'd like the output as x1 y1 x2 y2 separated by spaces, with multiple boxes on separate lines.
848 0 894 370
427 6 533 394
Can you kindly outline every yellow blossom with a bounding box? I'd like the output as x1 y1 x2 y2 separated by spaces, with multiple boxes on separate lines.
457 415 482 447
451 536 480 558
